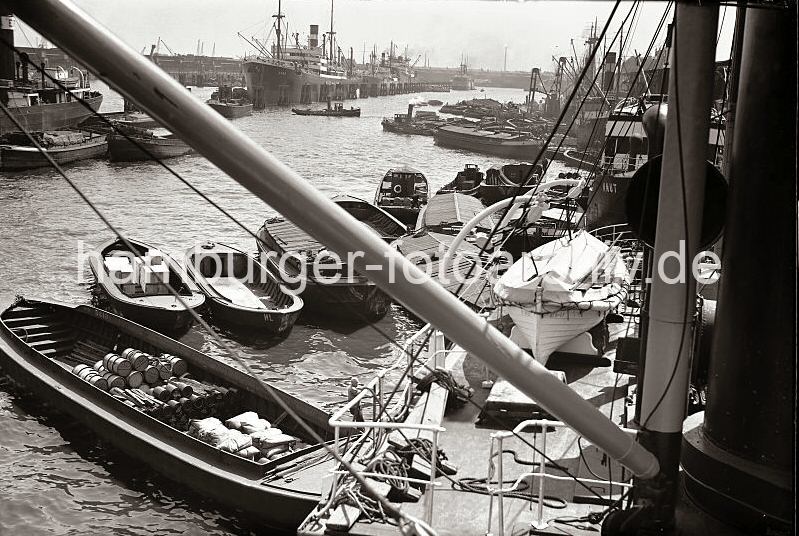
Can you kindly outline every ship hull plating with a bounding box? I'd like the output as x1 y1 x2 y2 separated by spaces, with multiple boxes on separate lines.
244 61 352 107
0 93 103 135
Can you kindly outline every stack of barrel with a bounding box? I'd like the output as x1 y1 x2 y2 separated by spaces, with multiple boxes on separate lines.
65 341 239 431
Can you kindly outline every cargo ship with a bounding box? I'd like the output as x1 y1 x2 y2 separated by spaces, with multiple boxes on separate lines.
0 13 102 135
243 1 355 108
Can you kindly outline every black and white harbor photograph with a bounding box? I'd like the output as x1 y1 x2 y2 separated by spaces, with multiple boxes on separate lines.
0 1 795 535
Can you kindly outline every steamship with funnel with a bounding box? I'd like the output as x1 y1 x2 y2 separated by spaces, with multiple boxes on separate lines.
0 2 794 536
243 1 354 108
0 13 102 135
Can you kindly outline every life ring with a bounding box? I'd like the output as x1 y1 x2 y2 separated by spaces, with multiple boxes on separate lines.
393 184 402 194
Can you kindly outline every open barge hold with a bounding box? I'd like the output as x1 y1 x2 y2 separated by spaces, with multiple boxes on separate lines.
0 297 335 532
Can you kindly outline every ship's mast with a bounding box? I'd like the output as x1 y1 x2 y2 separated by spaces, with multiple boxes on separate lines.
273 0 284 60
327 0 335 62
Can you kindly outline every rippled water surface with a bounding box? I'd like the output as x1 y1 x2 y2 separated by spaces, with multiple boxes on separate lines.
0 81 574 534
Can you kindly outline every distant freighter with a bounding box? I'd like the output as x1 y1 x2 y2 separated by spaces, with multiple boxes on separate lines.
243 0 357 108
243 1 416 107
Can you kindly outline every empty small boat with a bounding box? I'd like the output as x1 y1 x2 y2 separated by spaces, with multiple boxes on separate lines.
374 167 430 226
88 237 205 332
108 127 192 161
332 194 407 240
184 242 303 334
0 297 332 532
0 130 108 170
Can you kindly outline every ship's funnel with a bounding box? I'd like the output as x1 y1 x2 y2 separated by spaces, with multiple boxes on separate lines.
309 25 319 48
603 51 616 92
0 11 15 82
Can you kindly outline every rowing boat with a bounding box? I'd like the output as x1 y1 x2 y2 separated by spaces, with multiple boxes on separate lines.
87 237 205 332
332 194 407 240
256 219 392 321
0 297 332 531
107 128 192 161
0 130 108 170
184 242 303 334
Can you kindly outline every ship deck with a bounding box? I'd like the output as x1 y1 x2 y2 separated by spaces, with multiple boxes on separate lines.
298 319 651 536
347 348 632 536
318 315 745 536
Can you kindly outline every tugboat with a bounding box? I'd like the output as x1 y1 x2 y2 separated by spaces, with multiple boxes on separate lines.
206 85 253 119
291 99 360 117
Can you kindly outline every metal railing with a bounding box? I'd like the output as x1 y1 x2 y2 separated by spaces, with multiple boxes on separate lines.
327 324 454 523
485 419 637 535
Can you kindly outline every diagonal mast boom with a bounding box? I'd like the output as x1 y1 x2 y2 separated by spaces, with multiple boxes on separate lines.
2 0 659 479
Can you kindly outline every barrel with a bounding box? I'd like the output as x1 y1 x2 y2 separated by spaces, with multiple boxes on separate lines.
166 399 182 414
73 365 109 391
121 348 149 372
103 353 132 377
170 381 193 398
98 371 126 389
188 394 205 410
158 363 172 381
151 386 170 402
149 358 171 380
126 370 144 388
161 354 187 376
143 366 160 385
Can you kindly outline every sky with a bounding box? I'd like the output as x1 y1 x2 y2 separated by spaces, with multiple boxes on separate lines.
13 1 735 72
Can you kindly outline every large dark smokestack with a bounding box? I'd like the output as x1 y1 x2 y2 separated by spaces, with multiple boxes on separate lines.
603 51 616 92
0 11 16 81
309 25 319 48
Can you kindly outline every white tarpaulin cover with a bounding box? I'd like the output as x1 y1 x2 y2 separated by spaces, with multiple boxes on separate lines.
495 230 625 306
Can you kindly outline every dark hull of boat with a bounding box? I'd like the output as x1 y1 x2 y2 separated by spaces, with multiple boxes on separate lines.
299 282 392 320
108 134 192 161
97 293 196 332
0 299 329 532
255 228 391 321
244 60 352 107
434 128 543 160
382 206 422 225
291 108 360 117
585 171 632 230
0 136 108 170
207 101 254 118
0 94 103 135
381 120 437 136
477 184 533 205
80 111 160 132
204 296 302 332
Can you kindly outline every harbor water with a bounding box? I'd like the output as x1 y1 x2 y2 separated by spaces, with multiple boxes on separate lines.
0 82 575 535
